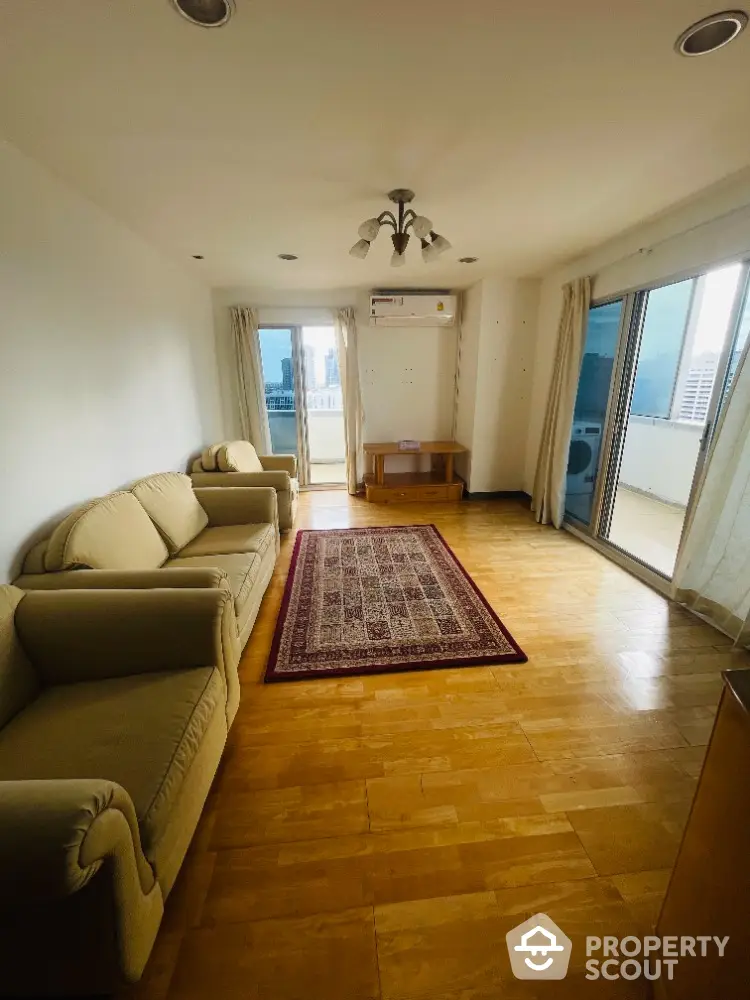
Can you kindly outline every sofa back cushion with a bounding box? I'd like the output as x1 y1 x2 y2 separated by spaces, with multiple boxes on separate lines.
200 441 231 472
21 538 49 575
45 493 169 572
217 441 264 473
131 473 209 554
0 586 39 729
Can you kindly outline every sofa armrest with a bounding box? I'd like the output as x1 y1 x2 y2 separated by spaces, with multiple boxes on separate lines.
194 486 278 530
259 454 297 477
191 470 290 490
15 588 235 685
14 566 230 592
0 779 154 900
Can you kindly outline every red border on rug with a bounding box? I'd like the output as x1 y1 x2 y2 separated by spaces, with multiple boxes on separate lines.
264 525 527 683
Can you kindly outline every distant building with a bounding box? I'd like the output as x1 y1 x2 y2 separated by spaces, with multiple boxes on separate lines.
678 354 718 423
324 348 340 387
281 357 293 390
265 388 295 411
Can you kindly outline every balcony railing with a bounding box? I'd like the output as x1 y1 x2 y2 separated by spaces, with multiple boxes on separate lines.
268 410 345 464
619 415 702 507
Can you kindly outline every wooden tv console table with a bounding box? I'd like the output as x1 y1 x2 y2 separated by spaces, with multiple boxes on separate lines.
363 441 467 503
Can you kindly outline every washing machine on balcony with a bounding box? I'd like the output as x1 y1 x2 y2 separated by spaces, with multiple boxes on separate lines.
566 419 603 520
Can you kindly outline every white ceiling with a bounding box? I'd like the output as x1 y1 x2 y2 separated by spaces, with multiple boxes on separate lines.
2 0 750 291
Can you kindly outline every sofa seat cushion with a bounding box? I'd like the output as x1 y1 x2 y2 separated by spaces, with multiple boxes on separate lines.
217 441 264 473
131 473 208 555
0 668 224 867
177 523 276 560
167 553 260 615
45 493 169 572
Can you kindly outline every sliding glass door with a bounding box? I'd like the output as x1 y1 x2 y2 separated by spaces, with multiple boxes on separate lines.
565 260 750 580
564 299 624 525
258 325 347 487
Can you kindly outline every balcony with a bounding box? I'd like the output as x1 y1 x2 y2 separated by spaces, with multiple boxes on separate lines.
268 410 346 486
608 415 701 576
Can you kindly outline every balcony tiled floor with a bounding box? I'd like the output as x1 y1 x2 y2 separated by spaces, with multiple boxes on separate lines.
608 485 686 578
308 462 347 486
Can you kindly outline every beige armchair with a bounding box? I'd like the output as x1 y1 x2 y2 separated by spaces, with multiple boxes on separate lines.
191 440 298 530
0 584 235 995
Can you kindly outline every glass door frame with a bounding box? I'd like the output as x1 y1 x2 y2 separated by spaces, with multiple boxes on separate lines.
258 324 310 486
564 257 750 587
259 322 347 490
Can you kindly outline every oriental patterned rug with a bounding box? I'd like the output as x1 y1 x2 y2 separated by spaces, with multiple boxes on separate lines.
264 525 526 682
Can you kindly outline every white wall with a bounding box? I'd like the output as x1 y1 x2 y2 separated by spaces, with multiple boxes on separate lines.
454 277 539 493
453 282 482 485
0 140 224 581
525 169 750 493
355 293 458 472
212 288 460 475
619 417 701 507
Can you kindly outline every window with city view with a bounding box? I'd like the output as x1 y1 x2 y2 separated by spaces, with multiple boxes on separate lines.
566 260 749 580
629 264 743 425
258 326 346 485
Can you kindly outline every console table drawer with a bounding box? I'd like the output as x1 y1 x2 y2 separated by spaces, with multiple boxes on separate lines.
366 485 419 503
418 485 449 501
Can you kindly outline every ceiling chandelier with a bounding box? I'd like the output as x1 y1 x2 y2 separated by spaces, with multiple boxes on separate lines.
349 189 451 267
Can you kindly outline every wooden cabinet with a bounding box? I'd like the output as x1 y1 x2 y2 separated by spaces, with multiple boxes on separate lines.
363 441 467 504
654 669 750 1000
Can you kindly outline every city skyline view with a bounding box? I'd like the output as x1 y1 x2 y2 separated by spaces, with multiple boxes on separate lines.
578 263 746 426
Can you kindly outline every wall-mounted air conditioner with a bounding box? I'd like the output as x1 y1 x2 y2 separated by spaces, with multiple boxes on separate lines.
369 292 457 327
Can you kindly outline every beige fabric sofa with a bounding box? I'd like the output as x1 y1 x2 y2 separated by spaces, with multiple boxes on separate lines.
191 440 299 531
0 583 235 995
14 473 279 673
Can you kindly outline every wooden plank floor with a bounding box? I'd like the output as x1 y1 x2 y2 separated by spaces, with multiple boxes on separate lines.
126 492 748 1000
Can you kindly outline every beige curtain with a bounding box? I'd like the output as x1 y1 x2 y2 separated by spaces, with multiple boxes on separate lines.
673 335 750 644
229 306 272 454
335 306 364 494
531 277 592 527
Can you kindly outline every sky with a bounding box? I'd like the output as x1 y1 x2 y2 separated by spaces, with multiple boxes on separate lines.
693 263 742 354
585 262 744 363
258 326 336 386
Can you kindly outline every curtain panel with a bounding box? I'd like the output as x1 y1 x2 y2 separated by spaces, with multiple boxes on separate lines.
335 306 364 495
673 335 750 644
229 306 272 454
531 277 592 528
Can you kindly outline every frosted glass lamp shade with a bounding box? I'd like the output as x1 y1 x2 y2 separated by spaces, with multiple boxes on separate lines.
411 215 433 239
349 239 371 259
421 239 437 263
390 251 406 268
358 218 381 241
429 232 452 255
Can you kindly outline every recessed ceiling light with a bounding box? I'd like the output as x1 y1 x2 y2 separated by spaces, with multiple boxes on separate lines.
675 10 747 56
170 0 234 28
192 254 204 259
278 254 299 261
458 257 479 264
